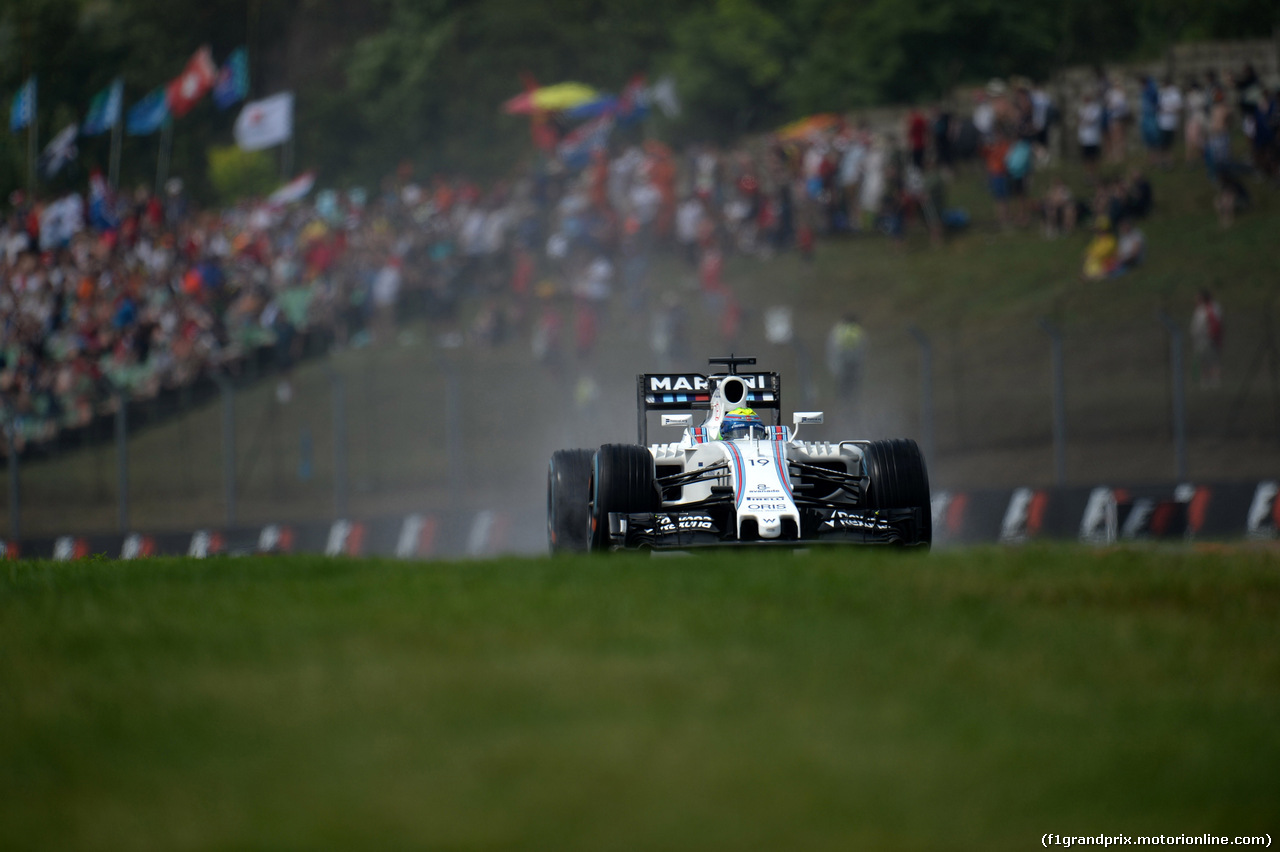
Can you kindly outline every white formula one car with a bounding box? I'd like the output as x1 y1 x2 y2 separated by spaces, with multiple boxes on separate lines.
548 356 931 552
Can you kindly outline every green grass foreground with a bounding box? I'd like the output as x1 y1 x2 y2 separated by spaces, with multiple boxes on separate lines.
1 547 1278 850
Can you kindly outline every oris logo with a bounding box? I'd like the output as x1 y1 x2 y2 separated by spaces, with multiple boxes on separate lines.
746 502 789 511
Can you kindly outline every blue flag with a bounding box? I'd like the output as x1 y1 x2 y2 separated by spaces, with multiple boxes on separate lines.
10 76 35 132
213 47 249 109
83 79 123 136
126 87 169 135
89 170 118 230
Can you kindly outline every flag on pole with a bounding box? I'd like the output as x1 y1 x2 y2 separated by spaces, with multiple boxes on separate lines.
234 92 293 151
267 171 315 206
88 169 118 230
127 87 170 135
82 79 124 135
213 47 249 109
166 46 217 117
38 122 79 178
557 114 614 169
10 76 35 132
649 75 681 118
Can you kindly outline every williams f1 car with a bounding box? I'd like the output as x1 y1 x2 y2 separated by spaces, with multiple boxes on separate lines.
547 356 931 552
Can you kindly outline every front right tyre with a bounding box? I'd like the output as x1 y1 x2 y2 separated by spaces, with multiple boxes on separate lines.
862 438 932 547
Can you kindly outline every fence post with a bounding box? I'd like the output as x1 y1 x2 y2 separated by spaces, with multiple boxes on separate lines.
217 375 237 526
6 420 18 541
1038 318 1068 485
115 390 129 533
330 368 348 519
908 326 935 468
443 354 464 504
1158 311 1189 481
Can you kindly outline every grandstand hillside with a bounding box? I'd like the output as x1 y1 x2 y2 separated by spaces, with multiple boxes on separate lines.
5 158 1278 540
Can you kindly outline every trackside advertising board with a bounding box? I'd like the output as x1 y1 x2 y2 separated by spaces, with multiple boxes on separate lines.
1 481 1277 560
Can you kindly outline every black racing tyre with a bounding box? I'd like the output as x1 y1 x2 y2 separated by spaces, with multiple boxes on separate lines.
548 449 594 554
588 444 661 551
863 439 932 547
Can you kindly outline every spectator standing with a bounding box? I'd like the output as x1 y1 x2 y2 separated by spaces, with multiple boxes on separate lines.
838 129 868 232
982 130 1012 230
1184 78 1208 166
675 194 704 266
1157 77 1183 169
1030 85 1054 164
907 108 929 170
1235 62 1262 132
973 91 996 143
1250 87 1277 178
858 137 887 233
1139 76 1162 163
1009 85 1038 227
826 313 866 420
1206 88 1232 172
1105 77 1131 163
1190 290 1223 389
1077 90 1105 179
933 105 954 172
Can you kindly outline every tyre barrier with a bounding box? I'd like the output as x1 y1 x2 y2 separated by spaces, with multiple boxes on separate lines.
932 480 1280 545
0 511 510 561
3 481 1280 560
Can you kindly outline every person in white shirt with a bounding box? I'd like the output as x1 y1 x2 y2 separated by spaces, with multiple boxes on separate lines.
1077 91 1104 176
1157 77 1183 167
1105 79 1130 162
675 196 704 266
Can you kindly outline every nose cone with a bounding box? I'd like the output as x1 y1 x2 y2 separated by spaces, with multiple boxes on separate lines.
758 516 782 539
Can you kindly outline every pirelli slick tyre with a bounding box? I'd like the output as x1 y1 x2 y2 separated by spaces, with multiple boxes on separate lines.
588 444 661 551
863 438 932 547
548 449 595 554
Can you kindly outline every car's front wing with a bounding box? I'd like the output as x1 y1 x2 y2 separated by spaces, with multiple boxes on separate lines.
603 506 926 550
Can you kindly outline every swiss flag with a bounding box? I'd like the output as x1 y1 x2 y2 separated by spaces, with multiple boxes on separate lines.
166 46 217 118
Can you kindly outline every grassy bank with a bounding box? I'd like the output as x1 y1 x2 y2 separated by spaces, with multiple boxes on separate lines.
2 546 1277 849
5 159 1280 538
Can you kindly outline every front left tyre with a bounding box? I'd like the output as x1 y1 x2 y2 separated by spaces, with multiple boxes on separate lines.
588 444 661 551
548 448 595 553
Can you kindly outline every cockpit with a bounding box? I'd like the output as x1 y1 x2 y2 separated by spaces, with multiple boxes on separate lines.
720 419 769 441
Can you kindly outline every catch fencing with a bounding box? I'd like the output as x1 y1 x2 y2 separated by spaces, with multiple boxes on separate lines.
2 289 1279 549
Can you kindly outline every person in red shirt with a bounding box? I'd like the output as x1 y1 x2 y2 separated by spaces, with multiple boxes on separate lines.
907 109 929 169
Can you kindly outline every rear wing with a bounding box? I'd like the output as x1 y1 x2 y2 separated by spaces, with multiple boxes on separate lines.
636 371 781 444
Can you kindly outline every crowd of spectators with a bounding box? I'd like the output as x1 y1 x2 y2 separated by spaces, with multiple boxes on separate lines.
2 58 1275 455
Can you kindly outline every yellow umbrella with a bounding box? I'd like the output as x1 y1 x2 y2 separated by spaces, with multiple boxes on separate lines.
531 82 599 110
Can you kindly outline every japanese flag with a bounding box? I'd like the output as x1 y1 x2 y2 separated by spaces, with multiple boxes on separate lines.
234 92 294 152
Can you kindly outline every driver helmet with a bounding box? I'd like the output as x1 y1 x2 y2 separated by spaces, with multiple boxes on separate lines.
720 407 767 441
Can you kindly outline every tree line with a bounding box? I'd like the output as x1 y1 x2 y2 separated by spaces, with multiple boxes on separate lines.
1 0 1275 200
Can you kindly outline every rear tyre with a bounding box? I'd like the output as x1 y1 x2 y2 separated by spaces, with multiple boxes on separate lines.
548 449 594 553
863 439 932 547
588 444 660 551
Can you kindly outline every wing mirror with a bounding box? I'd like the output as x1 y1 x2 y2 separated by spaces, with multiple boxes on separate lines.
791 411 823 442
661 414 693 428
